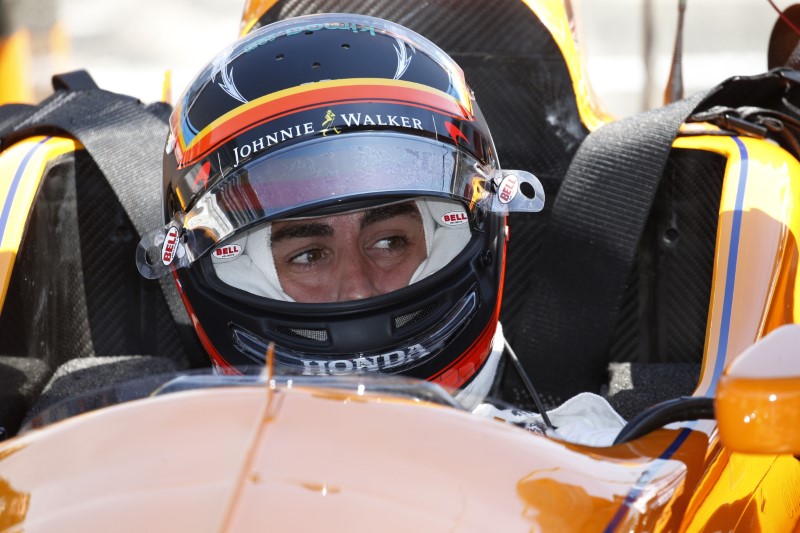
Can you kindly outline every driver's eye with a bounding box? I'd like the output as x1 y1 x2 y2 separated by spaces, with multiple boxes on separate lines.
373 236 408 251
290 248 325 264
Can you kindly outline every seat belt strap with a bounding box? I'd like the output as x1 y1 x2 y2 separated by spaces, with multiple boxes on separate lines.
516 91 707 403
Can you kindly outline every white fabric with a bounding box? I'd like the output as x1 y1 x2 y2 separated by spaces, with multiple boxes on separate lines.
212 198 470 299
409 199 471 283
546 394 626 446
214 224 294 301
456 323 626 446
453 322 505 411
472 393 626 447
245 223 294 301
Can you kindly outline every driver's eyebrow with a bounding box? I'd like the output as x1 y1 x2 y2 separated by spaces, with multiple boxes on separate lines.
360 202 420 229
271 222 333 242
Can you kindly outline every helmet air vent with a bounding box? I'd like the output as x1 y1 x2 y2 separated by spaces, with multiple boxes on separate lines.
394 301 440 329
276 326 329 342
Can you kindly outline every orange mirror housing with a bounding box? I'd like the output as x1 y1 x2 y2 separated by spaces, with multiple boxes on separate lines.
716 324 800 455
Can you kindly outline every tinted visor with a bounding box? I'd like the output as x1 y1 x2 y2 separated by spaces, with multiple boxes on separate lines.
138 133 493 278
138 132 544 279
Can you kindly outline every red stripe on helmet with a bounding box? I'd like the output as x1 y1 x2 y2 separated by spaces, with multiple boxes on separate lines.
429 222 508 390
177 80 471 168
172 271 241 375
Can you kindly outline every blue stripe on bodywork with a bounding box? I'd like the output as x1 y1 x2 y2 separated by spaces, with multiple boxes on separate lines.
0 136 52 243
604 426 694 532
708 136 748 394
605 136 749 531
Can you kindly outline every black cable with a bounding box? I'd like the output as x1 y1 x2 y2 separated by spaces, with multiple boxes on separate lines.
612 396 714 445
504 340 555 432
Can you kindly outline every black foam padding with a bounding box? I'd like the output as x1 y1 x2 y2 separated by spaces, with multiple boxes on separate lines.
0 356 52 437
24 355 178 424
606 362 703 421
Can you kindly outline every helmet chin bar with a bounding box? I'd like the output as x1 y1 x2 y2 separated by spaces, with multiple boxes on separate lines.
229 291 478 377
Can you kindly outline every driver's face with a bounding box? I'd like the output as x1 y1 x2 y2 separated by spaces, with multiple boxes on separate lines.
271 202 427 303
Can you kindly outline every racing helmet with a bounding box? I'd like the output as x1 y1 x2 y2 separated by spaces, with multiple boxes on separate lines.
136 13 543 402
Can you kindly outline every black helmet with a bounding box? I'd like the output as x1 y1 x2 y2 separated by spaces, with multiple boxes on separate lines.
137 13 543 404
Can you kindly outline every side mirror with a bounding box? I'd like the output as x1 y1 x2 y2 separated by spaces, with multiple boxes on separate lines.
715 324 800 455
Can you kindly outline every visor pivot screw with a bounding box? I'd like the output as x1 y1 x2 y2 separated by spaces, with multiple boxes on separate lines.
145 246 160 266
481 250 493 267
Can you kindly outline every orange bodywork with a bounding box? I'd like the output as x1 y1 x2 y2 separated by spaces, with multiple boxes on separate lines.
0 383 737 532
671 135 800 532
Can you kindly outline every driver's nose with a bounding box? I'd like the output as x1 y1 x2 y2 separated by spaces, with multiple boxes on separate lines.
336 253 381 301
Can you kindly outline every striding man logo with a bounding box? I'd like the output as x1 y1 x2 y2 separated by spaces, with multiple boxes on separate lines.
321 109 341 136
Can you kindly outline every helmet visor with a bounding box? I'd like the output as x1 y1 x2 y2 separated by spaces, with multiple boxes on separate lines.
137 132 543 278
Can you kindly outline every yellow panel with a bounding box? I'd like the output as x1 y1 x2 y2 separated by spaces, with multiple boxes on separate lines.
672 134 800 532
683 453 800 531
239 0 281 35
523 0 615 130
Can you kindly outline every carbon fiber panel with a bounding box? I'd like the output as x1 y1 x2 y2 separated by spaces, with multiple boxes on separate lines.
608 149 724 365
74 151 188 363
0 154 93 366
0 151 188 366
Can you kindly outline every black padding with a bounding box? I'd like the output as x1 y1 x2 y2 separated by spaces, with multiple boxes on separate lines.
0 89 205 369
23 355 178 425
606 362 702 421
0 151 190 367
608 150 725 367
0 153 95 366
73 151 188 359
0 93 209 436
0 356 51 437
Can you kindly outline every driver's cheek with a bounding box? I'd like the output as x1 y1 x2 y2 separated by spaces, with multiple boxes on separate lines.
277 255 384 303
280 268 336 303
362 251 422 296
